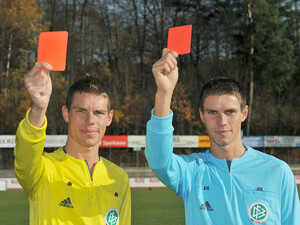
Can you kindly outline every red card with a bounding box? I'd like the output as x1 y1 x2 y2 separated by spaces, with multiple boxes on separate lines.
167 25 192 55
37 31 68 71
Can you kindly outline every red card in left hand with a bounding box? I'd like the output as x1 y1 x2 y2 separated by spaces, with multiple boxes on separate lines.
37 31 68 71
167 25 192 55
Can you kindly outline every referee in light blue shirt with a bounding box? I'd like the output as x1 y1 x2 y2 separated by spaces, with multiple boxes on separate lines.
145 48 300 225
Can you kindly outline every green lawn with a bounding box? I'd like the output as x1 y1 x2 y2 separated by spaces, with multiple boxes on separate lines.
132 188 185 225
0 188 184 225
0 186 299 225
0 190 29 225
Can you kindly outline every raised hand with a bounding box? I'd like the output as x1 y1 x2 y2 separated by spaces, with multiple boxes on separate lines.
152 48 178 95
152 48 178 117
25 62 52 127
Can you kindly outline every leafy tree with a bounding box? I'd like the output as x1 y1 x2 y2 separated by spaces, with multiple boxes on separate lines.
172 82 200 135
0 0 49 134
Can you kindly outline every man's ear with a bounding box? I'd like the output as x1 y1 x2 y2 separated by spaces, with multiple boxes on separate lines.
62 105 69 123
241 105 248 122
106 110 114 127
199 108 204 123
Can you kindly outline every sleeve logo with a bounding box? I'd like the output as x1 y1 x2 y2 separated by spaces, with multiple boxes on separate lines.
248 202 269 223
104 208 119 225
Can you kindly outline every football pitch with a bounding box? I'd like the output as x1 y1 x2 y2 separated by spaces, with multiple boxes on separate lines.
0 186 299 225
0 188 185 225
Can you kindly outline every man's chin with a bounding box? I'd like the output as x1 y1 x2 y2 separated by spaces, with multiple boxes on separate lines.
80 140 101 148
211 138 230 147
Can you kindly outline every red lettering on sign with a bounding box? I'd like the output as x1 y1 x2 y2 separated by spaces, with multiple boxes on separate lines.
10 179 19 184
134 178 145 183
149 178 159 183
99 136 128 148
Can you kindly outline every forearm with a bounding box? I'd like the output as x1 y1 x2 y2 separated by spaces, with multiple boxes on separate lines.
154 91 173 117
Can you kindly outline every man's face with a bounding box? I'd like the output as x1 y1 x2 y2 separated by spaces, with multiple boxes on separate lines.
62 92 113 148
199 94 248 148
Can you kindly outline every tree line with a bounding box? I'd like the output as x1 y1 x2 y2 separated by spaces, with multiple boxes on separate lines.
1 0 299 137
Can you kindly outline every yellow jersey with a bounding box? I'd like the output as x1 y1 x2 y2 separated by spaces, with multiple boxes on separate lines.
14 110 131 225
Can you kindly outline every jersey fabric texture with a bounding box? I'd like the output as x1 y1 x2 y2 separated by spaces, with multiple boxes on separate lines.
145 110 300 225
14 109 131 225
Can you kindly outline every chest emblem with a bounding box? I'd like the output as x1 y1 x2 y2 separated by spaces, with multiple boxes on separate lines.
200 201 214 211
248 202 269 223
104 208 119 225
59 197 74 208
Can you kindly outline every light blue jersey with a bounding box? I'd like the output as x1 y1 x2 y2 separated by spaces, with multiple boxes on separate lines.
145 110 300 225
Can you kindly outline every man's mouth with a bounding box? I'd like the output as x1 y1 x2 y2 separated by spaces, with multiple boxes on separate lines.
81 129 98 135
215 130 230 135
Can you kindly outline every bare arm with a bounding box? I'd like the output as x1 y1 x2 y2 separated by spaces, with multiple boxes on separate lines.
25 62 52 127
152 48 178 117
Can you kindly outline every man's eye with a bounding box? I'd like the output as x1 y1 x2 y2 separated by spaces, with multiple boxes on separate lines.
208 111 216 115
226 110 235 114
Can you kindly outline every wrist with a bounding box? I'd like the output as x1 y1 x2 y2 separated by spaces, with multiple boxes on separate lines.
28 106 47 128
154 91 173 117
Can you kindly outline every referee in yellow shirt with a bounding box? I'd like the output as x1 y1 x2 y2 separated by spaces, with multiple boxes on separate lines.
14 62 131 225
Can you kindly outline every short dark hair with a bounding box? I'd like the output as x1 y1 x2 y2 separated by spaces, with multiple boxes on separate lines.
199 77 246 112
66 75 111 111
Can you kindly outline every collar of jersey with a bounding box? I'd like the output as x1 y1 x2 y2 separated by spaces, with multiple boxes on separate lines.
54 147 101 163
206 146 251 173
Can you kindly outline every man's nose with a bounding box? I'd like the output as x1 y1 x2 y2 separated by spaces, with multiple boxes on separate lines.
217 114 226 126
86 111 95 123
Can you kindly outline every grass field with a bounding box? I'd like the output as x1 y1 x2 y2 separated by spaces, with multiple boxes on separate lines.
0 186 299 225
0 188 184 225
0 190 29 225
132 188 184 225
